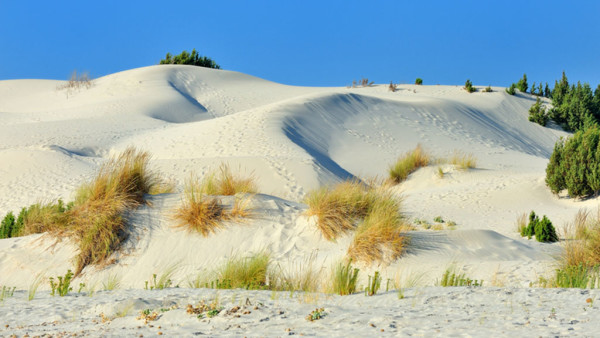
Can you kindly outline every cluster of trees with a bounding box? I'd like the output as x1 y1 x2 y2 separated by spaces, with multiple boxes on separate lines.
546 125 600 198
0 208 27 239
547 72 600 132
506 74 551 98
159 49 221 69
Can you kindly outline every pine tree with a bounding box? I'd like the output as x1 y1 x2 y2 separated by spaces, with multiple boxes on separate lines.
531 81 537 95
516 73 528 93
544 83 551 98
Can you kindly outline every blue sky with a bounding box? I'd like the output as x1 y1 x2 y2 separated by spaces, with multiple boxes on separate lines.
1 1 598 88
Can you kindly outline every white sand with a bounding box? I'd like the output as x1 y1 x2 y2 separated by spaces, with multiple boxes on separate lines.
1 65 598 336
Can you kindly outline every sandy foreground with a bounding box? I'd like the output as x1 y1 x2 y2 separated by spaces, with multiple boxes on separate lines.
0 65 597 336
1 287 600 337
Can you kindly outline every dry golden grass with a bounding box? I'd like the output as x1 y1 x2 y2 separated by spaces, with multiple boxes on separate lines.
562 209 600 268
347 194 409 264
515 212 528 235
388 144 430 184
23 147 169 275
173 175 253 237
201 164 257 196
448 150 477 170
304 180 374 241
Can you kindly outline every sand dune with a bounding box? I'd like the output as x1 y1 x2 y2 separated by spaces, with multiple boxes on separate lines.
1 65 598 335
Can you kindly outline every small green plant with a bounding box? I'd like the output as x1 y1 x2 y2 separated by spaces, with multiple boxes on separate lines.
331 260 360 295
439 268 483 287
464 79 476 93
365 271 382 296
49 270 74 296
505 83 516 95
0 286 16 301
538 265 600 288
433 216 444 223
415 78 423 85
207 309 220 318
483 86 493 93
306 308 327 321
217 252 271 290
436 166 444 178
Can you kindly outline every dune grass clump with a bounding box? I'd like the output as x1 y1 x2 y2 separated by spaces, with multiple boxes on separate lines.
305 180 375 241
330 260 360 295
216 252 271 290
347 193 409 264
173 170 253 236
389 145 430 184
448 150 477 170
202 164 257 196
15 148 170 275
438 267 483 287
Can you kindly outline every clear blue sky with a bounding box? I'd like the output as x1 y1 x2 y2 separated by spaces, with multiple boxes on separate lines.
1 1 598 88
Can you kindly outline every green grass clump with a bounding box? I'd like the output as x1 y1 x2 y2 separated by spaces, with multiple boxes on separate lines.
331 260 360 295
0 285 16 301
365 271 382 296
216 252 271 290
538 265 600 289
389 145 430 183
438 268 483 287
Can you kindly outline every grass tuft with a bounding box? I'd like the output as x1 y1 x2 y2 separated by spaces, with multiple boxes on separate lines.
217 252 271 290
448 150 477 170
330 260 360 295
202 163 257 196
389 145 430 183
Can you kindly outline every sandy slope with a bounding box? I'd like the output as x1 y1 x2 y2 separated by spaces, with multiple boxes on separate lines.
0 65 596 335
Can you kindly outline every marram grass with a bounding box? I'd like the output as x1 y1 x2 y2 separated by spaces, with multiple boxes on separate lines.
388 144 430 183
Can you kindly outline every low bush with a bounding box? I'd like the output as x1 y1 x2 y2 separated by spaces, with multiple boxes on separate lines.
520 211 558 243
528 97 549 126
464 79 476 93
388 81 397 92
159 49 220 69
483 86 493 93
415 78 423 85
389 144 430 183
505 83 516 95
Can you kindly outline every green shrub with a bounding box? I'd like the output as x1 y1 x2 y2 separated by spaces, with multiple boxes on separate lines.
539 265 600 289
483 86 493 93
0 212 15 239
516 73 528 92
505 83 516 95
464 79 476 93
528 97 549 126
546 126 600 197
159 49 220 69
520 211 558 243
415 78 423 85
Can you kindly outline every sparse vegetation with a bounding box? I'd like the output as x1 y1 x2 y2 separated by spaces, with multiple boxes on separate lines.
145 265 178 290
516 73 528 93
388 81 397 92
389 144 430 183
483 86 493 93
201 164 257 196
331 260 360 295
160 49 220 69
415 78 423 85
0 285 16 302
448 150 477 170
438 268 483 287
57 70 93 97
306 308 327 321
